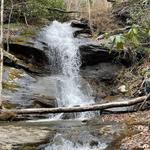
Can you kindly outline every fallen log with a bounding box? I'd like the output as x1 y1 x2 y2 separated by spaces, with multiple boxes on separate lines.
0 95 149 115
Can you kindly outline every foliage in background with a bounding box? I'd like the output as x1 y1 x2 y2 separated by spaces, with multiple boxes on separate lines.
110 0 150 54
110 24 150 50
5 0 68 24
5 0 119 30
65 0 118 33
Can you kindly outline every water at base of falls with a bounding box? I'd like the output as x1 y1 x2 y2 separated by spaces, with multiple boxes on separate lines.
40 21 95 119
45 134 107 150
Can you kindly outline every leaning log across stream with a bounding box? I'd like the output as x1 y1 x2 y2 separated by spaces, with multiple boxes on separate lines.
0 95 149 115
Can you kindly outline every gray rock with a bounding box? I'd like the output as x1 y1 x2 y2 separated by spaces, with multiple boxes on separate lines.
0 125 51 150
32 95 57 108
80 63 123 100
81 63 122 81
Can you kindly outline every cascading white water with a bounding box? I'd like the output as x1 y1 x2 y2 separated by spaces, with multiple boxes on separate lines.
40 21 95 118
45 133 107 150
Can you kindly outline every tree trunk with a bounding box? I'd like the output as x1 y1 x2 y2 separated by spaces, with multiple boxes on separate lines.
0 95 148 114
87 0 94 35
0 0 4 108
6 0 13 52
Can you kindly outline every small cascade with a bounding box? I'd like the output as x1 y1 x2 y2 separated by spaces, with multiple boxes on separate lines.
40 21 95 118
45 133 107 150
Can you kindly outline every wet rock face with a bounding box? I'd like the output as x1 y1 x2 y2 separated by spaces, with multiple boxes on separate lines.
81 63 121 81
79 44 135 100
81 63 122 100
2 67 57 110
4 42 50 73
80 45 115 66
79 44 133 67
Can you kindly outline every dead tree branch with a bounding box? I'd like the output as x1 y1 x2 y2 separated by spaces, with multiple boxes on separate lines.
0 95 148 114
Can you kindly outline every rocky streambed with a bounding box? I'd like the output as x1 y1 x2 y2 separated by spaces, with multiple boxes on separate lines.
0 110 150 150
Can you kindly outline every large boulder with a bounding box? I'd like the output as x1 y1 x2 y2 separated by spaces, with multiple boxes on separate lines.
3 25 50 73
0 125 52 150
4 40 50 73
79 44 133 67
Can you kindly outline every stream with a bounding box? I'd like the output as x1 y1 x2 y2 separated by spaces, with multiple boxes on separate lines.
1 21 132 150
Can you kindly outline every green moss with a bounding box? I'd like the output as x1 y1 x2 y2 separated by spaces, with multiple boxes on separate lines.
19 145 37 150
2 81 20 91
8 68 23 81
14 37 27 42
3 23 25 30
2 101 17 109
2 68 23 91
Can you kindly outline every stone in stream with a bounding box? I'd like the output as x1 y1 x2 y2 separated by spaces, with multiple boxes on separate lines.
0 125 52 150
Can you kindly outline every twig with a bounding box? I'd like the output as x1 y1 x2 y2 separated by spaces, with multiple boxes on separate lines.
138 93 150 110
24 13 29 26
6 0 14 52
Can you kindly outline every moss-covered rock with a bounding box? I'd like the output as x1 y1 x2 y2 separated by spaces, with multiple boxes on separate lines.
3 67 23 91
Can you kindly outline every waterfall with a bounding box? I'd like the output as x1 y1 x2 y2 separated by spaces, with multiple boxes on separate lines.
40 21 95 118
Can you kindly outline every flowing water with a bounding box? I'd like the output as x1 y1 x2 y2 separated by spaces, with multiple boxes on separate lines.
39 21 100 149
40 21 95 119
45 133 107 150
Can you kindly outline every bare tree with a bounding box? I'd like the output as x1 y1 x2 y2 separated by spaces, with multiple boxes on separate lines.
0 0 4 108
87 0 94 35
7 0 13 52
